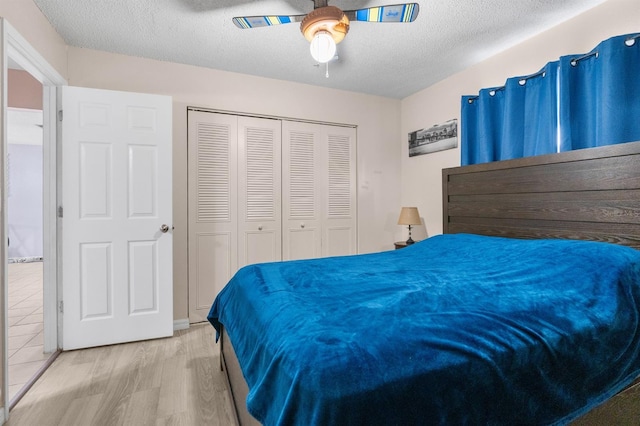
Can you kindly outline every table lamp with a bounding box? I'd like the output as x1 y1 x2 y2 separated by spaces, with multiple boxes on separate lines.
398 207 421 244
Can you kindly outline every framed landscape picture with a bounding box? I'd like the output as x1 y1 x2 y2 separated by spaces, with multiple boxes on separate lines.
408 119 458 157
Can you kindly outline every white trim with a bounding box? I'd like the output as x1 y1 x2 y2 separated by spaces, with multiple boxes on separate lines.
55 86 63 349
42 86 58 353
4 21 66 86
1 18 67 420
187 106 357 129
173 319 190 331
1 17 10 423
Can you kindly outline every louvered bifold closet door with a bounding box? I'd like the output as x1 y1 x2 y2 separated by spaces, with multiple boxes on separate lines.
238 117 282 268
282 121 322 260
322 125 357 257
187 111 238 323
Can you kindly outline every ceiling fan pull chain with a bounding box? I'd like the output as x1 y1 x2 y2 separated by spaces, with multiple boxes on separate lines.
326 61 329 78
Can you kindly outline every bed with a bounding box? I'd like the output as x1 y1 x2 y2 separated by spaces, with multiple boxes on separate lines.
209 140 640 425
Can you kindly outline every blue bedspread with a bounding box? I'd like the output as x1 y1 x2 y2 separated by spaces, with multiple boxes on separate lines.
208 234 640 425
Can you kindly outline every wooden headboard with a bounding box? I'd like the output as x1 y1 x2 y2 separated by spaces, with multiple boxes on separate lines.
442 140 640 250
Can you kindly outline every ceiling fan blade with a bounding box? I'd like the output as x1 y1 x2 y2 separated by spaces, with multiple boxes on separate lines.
232 14 305 29
344 3 420 23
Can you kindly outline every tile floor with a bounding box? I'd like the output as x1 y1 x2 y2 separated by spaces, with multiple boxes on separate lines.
7 261 49 402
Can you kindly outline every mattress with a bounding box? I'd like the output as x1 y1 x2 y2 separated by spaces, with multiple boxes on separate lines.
209 234 640 425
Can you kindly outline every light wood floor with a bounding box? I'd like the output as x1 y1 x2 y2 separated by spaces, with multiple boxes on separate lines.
6 323 237 426
8 261 49 402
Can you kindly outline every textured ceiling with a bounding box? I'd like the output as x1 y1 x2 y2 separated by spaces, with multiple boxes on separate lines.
32 0 606 99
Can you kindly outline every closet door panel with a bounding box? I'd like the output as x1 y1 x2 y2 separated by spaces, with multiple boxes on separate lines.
243 229 280 265
282 121 322 260
238 116 282 268
188 111 238 323
286 227 321 261
322 126 357 257
325 227 354 257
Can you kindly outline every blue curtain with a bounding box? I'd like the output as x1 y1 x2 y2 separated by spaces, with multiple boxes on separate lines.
559 34 640 151
461 88 504 166
461 62 558 166
462 32 640 165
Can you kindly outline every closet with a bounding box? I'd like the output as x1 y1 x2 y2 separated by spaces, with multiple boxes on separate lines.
188 110 356 322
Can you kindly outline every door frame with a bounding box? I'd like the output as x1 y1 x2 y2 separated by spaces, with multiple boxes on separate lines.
1 18 66 419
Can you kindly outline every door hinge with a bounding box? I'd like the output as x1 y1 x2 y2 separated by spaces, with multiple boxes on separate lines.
59 301 64 313
58 206 63 218
58 110 63 122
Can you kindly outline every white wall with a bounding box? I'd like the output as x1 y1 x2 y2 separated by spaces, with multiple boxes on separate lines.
7 109 44 260
400 0 640 238
66 47 402 320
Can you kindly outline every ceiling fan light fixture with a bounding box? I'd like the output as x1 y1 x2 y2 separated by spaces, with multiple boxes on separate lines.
301 6 350 44
301 6 349 64
310 30 336 63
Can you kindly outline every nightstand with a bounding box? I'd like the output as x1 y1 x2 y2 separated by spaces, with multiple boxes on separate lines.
394 241 410 249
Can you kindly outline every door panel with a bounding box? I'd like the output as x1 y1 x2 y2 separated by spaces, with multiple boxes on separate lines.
128 240 158 313
238 117 282 268
128 145 157 217
195 232 232 313
286 228 320 261
282 121 321 260
80 243 111 318
243 230 279 265
79 142 111 218
188 112 238 323
62 86 172 350
323 127 357 257
325 226 354 257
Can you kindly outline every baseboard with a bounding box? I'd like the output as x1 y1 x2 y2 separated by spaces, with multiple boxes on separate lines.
173 319 190 331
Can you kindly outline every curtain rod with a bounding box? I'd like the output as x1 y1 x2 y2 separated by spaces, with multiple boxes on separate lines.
570 51 598 67
187 106 357 129
466 67 550 103
570 34 639 66
465 32 640 104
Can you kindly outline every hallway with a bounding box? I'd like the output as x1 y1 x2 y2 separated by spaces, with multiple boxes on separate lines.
7 261 49 401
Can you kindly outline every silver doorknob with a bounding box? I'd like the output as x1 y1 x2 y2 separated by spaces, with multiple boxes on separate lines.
160 224 170 233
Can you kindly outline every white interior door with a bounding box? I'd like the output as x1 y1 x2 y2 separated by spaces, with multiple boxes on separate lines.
61 86 173 350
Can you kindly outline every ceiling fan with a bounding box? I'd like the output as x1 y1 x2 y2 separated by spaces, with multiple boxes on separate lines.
233 1 420 64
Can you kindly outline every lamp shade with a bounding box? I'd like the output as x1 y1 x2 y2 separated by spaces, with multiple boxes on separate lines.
398 207 421 225
310 30 336 63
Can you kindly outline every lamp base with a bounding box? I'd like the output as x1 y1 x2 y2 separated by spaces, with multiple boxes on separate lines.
405 224 415 245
